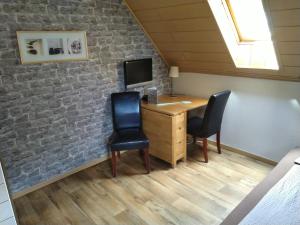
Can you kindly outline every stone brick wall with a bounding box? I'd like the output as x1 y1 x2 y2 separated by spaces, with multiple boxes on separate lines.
0 0 170 193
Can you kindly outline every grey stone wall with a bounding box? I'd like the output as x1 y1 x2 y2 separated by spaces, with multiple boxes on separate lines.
0 0 170 193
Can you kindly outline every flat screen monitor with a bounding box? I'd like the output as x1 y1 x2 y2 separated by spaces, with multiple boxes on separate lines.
124 58 153 89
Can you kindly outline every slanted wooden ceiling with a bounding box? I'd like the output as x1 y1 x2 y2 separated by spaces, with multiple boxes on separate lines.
124 0 300 82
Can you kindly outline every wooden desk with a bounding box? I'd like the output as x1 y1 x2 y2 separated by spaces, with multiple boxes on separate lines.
142 95 208 167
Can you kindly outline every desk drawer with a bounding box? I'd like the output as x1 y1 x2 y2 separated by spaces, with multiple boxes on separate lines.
175 139 186 157
175 113 185 125
174 113 186 141
0 184 9 204
0 201 14 222
175 123 185 140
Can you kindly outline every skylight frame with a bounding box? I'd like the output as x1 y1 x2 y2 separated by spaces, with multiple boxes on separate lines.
224 0 273 43
221 0 240 44
224 0 245 43
208 0 279 70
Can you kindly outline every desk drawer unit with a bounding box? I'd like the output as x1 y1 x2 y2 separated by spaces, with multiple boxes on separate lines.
0 162 17 225
174 113 186 142
173 113 186 160
142 109 187 167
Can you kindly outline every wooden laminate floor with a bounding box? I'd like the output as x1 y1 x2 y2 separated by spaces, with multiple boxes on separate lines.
14 144 273 225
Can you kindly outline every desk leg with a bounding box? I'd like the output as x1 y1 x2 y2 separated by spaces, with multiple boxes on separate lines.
171 161 176 168
183 153 187 162
203 138 208 163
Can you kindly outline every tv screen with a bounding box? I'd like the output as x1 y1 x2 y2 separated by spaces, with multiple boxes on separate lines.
124 58 153 88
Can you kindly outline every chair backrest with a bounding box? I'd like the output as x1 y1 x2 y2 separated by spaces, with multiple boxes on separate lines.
111 91 141 131
201 90 231 137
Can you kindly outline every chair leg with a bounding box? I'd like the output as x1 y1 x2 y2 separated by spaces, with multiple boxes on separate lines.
193 136 197 144
202 138 208 163
117 151 121 159
143 148 150 174
111 151 117 177
139 149 144 158
216 131 221 154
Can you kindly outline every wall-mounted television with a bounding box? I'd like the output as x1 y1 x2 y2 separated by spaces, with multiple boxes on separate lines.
124 58 153 89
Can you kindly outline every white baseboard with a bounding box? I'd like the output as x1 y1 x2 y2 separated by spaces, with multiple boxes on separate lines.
207 140 277 166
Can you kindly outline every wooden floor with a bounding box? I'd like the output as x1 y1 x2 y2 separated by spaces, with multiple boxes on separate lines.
14 144 273 225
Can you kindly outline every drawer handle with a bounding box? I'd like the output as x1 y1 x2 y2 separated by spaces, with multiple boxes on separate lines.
178 127 182 130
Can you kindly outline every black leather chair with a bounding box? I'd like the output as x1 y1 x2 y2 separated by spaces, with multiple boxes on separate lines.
187 90 231 163
109 91 150 177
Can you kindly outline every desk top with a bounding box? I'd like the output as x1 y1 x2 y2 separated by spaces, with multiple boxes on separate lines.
142 95 208 116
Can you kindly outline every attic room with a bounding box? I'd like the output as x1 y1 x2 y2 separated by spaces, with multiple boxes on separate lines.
0 0 300 224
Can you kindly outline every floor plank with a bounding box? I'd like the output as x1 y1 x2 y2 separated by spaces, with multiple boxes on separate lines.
14 145 273 225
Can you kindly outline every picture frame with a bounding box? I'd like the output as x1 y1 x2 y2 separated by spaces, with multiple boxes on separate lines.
16 31 88 64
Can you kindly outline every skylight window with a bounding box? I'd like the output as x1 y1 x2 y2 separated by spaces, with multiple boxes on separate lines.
208 0 279 70
226 0 271 41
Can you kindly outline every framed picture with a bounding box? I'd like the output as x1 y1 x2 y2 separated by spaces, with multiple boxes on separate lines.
17 31 88 64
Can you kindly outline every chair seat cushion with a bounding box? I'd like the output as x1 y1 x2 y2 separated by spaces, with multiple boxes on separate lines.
109 128 149 151
187 116 205 137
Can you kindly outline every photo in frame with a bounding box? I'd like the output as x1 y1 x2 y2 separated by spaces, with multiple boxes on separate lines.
17 31 88 64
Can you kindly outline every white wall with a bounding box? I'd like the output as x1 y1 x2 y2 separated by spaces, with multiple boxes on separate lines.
174 73 300 162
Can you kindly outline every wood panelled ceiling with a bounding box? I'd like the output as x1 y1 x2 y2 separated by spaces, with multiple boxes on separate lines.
124 0 300 81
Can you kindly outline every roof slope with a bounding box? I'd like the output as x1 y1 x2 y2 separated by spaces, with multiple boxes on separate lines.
125 0 300 82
